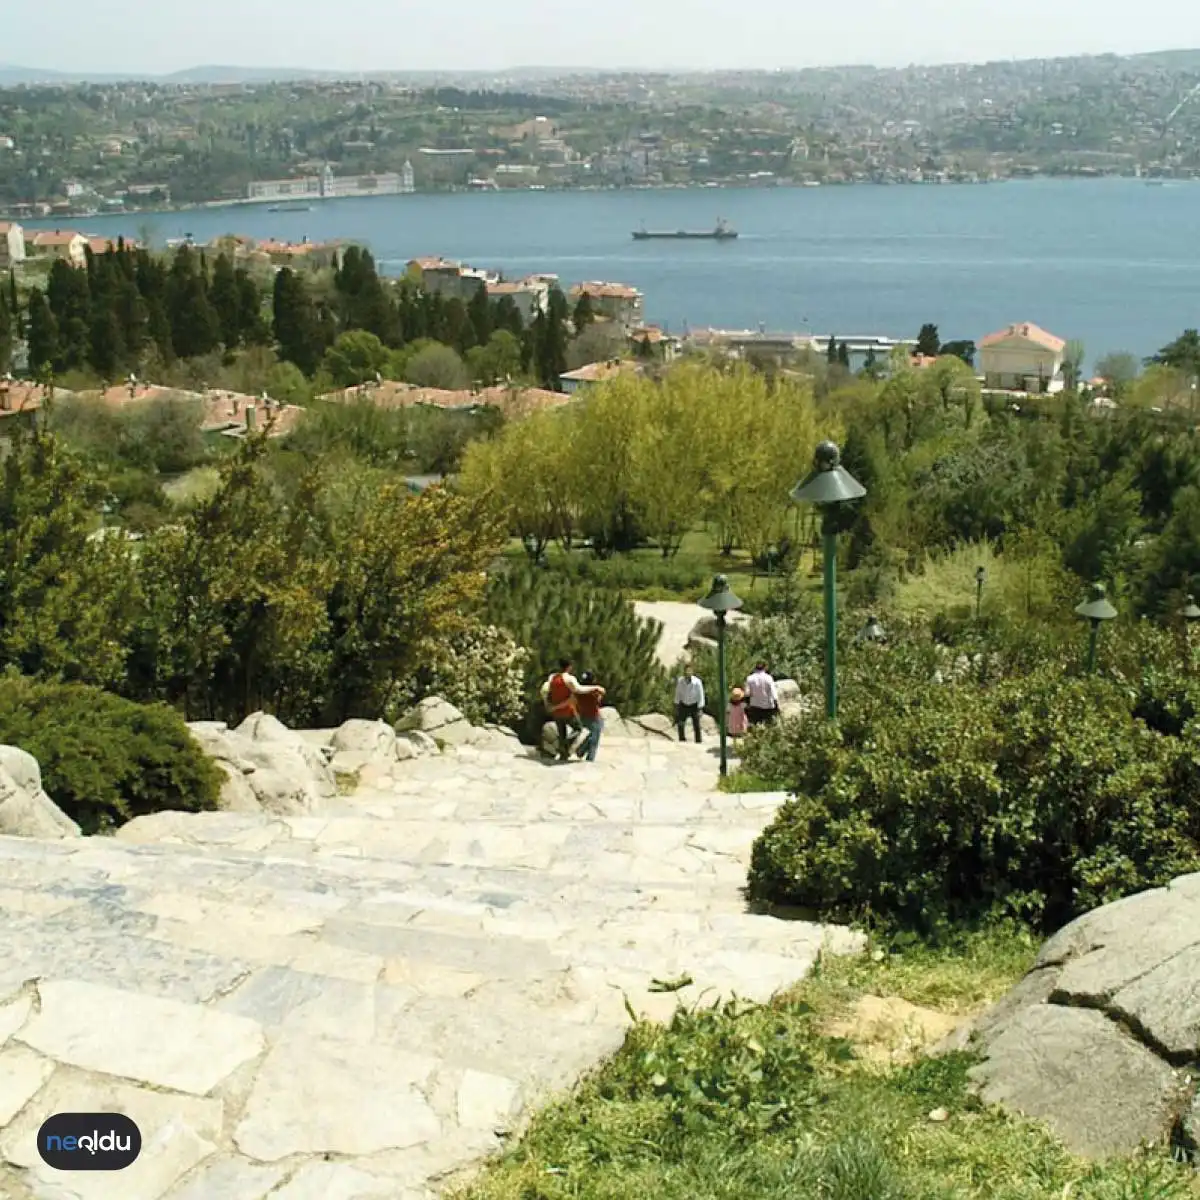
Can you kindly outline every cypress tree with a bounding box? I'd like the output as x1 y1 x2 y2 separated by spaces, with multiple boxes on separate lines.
46 259 91 371
26 289 60 375
573 292 595 332
826 336 838 364
235 270 268 345
272 268 321 375
209 253 242 349
467 285 492 348
838 341 851 368
0 287 11 374
166 245 220 360
535 287 569 390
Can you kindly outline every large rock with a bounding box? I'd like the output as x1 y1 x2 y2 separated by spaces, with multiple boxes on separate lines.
961 873 1200 1159
330 719 397 759
187 714 337 816
628 713 676 741
397 696 478 748
0 749 80 839
689 612 753 643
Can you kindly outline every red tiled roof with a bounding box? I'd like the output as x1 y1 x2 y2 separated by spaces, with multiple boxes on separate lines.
979 323 1066 353
317 380 570 417
571 281 641 300
32 230 83 247
560 359 640 384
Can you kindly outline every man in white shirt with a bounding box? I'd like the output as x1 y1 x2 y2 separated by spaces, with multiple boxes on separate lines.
744 662 779 727
674 668 706 743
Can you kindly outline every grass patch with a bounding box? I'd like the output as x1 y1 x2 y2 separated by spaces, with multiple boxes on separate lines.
717 770 781 794
457 928 1196 1200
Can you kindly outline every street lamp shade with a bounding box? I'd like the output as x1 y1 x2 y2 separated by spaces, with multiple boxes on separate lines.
698 573 744 616
1183 594 1200 623
791 440 867 506
1074 582 1118 623
859 615 887 644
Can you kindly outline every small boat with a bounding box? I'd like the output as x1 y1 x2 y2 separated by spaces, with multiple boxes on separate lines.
632 217 737 241
267 202 313 212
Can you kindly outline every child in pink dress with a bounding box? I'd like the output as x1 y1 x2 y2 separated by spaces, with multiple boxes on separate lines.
727 687 749 738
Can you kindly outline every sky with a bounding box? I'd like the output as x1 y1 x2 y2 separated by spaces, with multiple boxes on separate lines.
15 0 1200 75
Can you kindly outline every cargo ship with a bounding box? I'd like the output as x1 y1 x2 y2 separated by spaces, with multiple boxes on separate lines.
267 202 314 212
632 218 737 241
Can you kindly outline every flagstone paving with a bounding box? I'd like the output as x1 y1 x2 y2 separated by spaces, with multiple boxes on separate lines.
0 731 859 1200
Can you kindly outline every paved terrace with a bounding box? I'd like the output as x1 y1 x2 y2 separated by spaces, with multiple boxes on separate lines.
0 729 857 1199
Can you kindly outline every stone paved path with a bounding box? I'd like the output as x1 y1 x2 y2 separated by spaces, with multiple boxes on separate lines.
0 731 857 1200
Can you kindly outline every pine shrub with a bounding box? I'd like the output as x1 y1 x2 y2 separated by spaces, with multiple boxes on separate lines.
485 566 668 741
0 676 222 834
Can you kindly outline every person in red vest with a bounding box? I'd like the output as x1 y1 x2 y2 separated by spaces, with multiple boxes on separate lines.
573 671 607 762
540 658 603 762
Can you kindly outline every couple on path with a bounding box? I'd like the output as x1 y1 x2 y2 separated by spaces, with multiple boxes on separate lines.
541 659 606 763
675 661 781 743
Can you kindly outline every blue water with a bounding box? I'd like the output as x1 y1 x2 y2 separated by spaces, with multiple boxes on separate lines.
26 179 1200 362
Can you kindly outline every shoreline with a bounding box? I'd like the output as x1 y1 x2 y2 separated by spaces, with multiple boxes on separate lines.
16 173 1195 226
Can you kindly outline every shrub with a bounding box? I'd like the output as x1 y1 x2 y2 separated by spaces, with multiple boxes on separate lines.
399 623 529 729
486 566 668 741
0 676 222 833
745 628 1200 933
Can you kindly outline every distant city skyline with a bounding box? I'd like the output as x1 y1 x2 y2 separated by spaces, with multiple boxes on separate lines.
13 0 1200 77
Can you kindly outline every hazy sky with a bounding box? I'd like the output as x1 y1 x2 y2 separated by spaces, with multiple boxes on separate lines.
17 0 1200 74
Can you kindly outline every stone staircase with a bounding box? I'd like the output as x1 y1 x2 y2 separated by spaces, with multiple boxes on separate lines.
0 729 858 1200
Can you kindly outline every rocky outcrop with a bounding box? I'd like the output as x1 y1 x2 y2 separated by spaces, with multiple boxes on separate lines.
0 746 80 839
954 874 1200 1159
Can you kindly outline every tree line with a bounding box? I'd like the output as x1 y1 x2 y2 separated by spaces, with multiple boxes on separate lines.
5 242 576 393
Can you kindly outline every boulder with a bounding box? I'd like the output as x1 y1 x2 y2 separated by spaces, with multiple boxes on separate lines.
689 612 753 643
0 745 46 797
395 731 438 762
396 696 476 748
236 712 336 796
961 872 1200 1159
215 761 262 814
0 761 81 840
245 767 322 816
330 719 397 760
628 713 675 741
775 678 801 702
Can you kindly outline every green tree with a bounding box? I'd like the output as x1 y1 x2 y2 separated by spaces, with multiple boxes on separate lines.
532 287 570 390
467 285 493 348
465 328 523 386
0 286 11 374
915 323 941 357
165 246 220 360
209 252 242 349
573 292 595 332
0 428 137 688
838 341 850 368
46 259 91 371
403 342 470 390
1095 351 1140 398
1063 339 1086 391
272 268 323 376
26 289 60 375
322 329 389 387
1148 329 1200 378
940 339 976 367
826 336 838 364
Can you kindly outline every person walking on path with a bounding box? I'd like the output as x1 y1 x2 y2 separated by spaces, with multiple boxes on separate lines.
727 686 749 739
573 671 607 762
541 659 602 762
674 666 706 743
744 662 780 727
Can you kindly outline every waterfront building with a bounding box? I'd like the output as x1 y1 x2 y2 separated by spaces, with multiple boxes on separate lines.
979 323 1067 393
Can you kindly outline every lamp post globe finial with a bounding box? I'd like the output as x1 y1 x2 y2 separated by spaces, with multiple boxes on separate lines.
814 440 841 472
1183 593 1200 623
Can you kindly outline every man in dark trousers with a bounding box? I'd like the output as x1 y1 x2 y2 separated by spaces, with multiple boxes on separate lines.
674 665 706 743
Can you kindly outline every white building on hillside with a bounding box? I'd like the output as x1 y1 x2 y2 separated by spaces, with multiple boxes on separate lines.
979 322 1067 393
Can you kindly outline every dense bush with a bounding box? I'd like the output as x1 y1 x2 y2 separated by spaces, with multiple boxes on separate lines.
399 623 529 729
0 676 222 833
486 566 668 741
745 628 1200 933
550 552 709 595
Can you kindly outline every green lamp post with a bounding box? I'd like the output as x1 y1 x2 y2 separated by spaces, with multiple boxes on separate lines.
698 573 744 777
791 441 867 719
1074 582 1118 674
975 566 987 621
